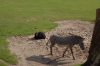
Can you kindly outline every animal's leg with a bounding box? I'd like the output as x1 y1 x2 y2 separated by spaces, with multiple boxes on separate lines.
62 47 69 57
69 45 75 60
46 40 50 50
50 44 54 55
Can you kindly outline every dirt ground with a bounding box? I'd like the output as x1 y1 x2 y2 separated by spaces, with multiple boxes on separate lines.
8 20 94 66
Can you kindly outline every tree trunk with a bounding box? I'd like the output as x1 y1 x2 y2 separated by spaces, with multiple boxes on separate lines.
82 8 100 66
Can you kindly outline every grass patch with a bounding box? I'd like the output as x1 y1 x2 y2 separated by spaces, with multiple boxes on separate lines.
0 62 7 66
74 64 81 66
0 37 17 65
0 0 100 66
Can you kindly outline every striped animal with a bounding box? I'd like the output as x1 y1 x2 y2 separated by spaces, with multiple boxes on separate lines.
46 34 85 60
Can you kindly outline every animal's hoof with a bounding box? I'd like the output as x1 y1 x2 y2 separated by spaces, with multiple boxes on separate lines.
73 58 75 60
47 53 53 56
62 55 65 57
62 54 66 57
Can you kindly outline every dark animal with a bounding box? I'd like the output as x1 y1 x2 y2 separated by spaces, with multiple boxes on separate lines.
34 32 46 40
46 34 85 60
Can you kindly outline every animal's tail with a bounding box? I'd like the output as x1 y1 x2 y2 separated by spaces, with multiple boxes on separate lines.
45 39 50 50
68 33 75 36
46 39 49 45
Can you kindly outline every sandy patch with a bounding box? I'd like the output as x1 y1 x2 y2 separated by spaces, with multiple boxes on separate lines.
8 20 94 66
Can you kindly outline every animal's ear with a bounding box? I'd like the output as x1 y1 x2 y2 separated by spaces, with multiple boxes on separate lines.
35 32 38 36
68 33 75 35
83 38 85 40
82 37 85 40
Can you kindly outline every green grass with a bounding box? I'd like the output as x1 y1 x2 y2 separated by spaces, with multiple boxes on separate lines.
0 62 7 66
0 0 100 66
0 36 17 65
74 64 81 66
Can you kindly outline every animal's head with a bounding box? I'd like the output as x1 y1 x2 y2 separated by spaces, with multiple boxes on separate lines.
79 39 85 50
34 32 46 39
77 36 85 50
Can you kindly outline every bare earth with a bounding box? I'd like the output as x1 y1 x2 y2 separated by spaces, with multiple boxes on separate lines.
8 20 94 66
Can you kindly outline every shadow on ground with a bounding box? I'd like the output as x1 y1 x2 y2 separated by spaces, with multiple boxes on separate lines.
26 55 71 66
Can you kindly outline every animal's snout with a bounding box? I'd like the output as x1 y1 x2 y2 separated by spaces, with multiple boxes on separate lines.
81 46 85 50
79 43 85 50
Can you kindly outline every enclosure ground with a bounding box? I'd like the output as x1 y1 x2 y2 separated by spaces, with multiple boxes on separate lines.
8 20 94 66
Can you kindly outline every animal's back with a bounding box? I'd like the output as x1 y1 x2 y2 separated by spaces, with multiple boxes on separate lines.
49 35 84 45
